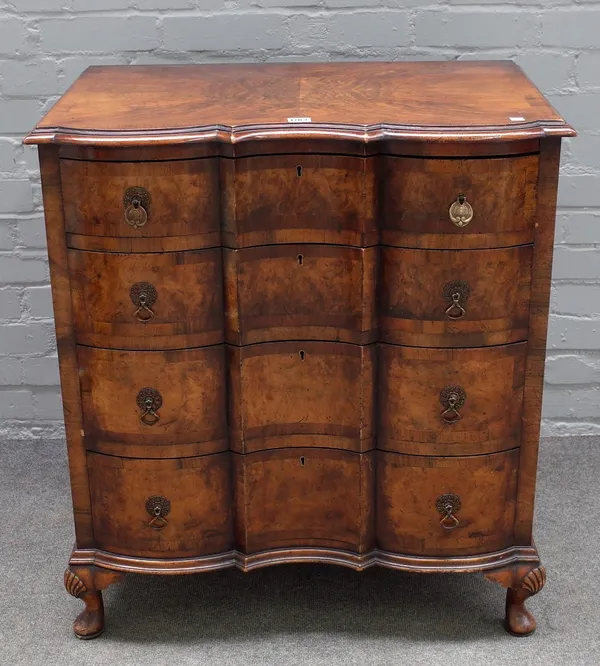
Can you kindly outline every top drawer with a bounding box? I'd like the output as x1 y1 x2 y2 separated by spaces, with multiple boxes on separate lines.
61 158 220 252
221 154 377 248
381 154 538 249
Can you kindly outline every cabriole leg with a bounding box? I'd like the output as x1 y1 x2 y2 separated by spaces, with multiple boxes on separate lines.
484 564 546 636
505 566 546 636
64 566 124 639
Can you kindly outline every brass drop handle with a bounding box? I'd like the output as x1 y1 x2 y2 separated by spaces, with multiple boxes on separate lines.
443 281 470 320
123 186 151 229
137 388 162 426
146 496 170 530
449 193 473 227
130 282 157 322
439 385 466 424
436 493 461 530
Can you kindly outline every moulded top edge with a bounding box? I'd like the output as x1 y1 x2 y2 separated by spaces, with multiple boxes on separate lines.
23 120 576 147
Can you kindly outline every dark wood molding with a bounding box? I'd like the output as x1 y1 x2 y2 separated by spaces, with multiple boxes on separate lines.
70 544 540 575
24 120 575 148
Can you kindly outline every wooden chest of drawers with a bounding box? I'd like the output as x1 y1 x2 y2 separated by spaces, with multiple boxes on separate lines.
25 61 574 640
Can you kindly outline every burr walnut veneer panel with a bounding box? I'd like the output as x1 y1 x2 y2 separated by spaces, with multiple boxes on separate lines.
224 245 377 345
61 158 220 250
381 154 538 249
233 449 374 554
228 342 375 453
88 452 232 558
78 346 227 459
69 249 224 350
380 245 533 347
221 154 377 248
25 62 573 640
377 449 519 556
378 344 526 457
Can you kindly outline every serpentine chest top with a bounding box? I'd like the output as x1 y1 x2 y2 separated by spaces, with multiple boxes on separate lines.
25 61 574 639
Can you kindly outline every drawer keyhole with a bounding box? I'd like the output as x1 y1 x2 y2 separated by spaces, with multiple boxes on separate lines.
299 350 305 361
300 456 306 467
297 254 303 266
296 165 303 177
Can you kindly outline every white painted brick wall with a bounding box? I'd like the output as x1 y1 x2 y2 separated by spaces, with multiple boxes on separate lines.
0 1 597 440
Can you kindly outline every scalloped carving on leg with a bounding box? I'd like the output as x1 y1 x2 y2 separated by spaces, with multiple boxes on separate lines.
64 566 124 640
522 567 546 595
505 566 546 636
485 564 546 636
64 569 87 598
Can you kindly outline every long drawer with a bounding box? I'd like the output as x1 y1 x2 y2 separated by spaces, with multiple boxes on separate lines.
86 448 518 558
77 342 525 459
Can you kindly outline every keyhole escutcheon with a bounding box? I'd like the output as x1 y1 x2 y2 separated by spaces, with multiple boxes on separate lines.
296 165 303 177
299 350 306 361
297 254 303 265
300 456 306 467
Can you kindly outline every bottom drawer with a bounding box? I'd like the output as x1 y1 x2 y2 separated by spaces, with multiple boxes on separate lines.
234 449 374 554
376 450 518 556
88 452 232 558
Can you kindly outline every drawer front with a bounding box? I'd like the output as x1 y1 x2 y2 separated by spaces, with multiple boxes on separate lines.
378 344 526 456
69 249 223 350
61 158 220 251
78 346 227 458
381 155 538 249
380 246 532 347
88 452 232 557
222 154 376 248
229 342 375 453
376 449 518 556
224 245 377 344
234 449 374 553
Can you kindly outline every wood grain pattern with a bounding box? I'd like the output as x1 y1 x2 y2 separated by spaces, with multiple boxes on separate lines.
24 62 574 146
27 63 572 639
60 158 220 248
70 543 540 574
376 449 519 556
381 154 539 249
38 145 94 546
378 344 526 457
69 248 223 349
514 138 562 544
88 452 232 558
78 346 227 458
233 449 374 554
55 137 542 160
380 246 533 347
224 245 377 344
228 342 375 453
221 154 377 247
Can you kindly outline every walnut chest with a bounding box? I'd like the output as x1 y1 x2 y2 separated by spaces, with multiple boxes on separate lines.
25 61 575 639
